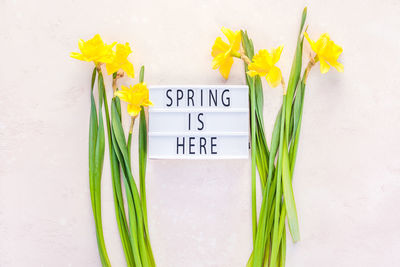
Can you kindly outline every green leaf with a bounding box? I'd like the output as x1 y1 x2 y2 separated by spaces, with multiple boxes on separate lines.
241 30 255 60
111 102 131 170
93 71 111 266
275 8 306 247
115 94 122 118
270 95 286 267
103 86 135 265
269 107 282 176
290 79 306 175
285 39 304 137
111 100 153 267
284 9 307 140
110 100 143 267
250 78 258 245
299 7 307 36
242 29 278 266
255 75 270 186
252 111 281 266
139 65 145 83
292 82 303 143
280 226 286 267
282 137 300 242
138 65 156 266
89 68 98 214
246 251 254 267
139 109 148 225
241 30 259 246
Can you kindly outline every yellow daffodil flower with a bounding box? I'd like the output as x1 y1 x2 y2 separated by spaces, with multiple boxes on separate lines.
70 34 115 64
106 43 135 78
304 32 343 74
247 46 284 88
114 83 153 116
211 27 241 79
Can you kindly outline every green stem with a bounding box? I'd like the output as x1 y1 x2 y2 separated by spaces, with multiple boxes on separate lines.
250 78 258 245
127 117 134 160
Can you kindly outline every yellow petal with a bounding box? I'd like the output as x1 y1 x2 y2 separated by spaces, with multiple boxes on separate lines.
316 33 330 48
305 31 343 73
331 61 344 72
122 61 135 78
71 34 115 64
143 100 153 106
248 49 272 77
304 32 317 53
78 39 85 52
329 42 343 60
319 58 330 74
212 53 226 69
266 66 282 88
70 52 85 61
116 83 152 116
231 30 241 52
127 104 141 116
114 90 129 102
219 57 234 80
211 27 241 80
114 85 131 101
92 34 103 44
221 27 235 44
106 62 119 76
105 42 134 76
212 37 230 57
120 85 129 91
272 46 284 65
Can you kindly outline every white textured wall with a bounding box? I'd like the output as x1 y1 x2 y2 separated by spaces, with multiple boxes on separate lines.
1 0 400 266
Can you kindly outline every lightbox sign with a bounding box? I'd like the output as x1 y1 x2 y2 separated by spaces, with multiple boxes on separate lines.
148 85 249 159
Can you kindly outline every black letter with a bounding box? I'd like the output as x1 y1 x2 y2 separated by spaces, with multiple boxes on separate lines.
189 137 195 154
177 137 185 154
197 113 204 130
188 113 191 130
221 89 231 107
209 89 218 106
199 137 207 154
211 137 217 154
176 89 184 107
166 89 173 107
187 89 194 106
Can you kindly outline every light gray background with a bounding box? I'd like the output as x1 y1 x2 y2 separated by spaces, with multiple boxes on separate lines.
1 0 399 266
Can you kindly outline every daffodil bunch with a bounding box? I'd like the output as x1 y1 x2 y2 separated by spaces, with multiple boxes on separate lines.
71 34 155 266
211 7 343 267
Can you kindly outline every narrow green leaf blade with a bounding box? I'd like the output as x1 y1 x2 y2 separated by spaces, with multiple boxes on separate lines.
89 68 98 212
93 71 111 266
282 137 300 242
